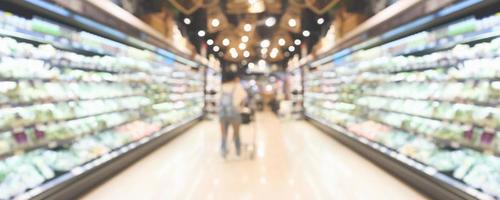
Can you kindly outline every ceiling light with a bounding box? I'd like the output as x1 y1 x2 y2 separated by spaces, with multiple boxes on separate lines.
197 30 206 37
261 48 268 54
265 17 276 27
243 50 250 58
211 18 220 27
294 39 301 45
231 52 238 58
270 48 278 58
303 30 310 37
317 18 325 25
244 24 252 32
265 84 273 92
207 39 214 45
278 38 286 46
222 38 230 46
183 18 191 25
241 35 249 43
230 48 238 58
288 46 295 52
248 62 255 69
213 46 220 52
258 59 266 66
260 39 270 48
230 48 237 54
288 18 297 27
239 43 247 50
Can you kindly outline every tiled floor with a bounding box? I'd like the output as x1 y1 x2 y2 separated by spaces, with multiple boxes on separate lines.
81 112 426 200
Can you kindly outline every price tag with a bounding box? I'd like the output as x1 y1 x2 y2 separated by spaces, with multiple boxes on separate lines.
71 167 84 175
13 128 28 144
424 167 437 175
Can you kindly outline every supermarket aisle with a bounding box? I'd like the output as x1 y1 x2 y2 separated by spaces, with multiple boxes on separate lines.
81 112 426 200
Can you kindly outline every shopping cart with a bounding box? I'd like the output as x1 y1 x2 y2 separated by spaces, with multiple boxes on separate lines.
239 106 257 160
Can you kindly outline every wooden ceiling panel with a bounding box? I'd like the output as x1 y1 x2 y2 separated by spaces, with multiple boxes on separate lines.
226 0 265 14
171 0 333 63
264 0 282 14
207 6 229 33
289 0 307 8
168 0 203 14
279 6 302 33
201 0 219 8
305 0 341 14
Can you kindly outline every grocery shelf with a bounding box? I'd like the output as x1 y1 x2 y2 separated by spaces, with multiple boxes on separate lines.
399 26 500 57
313 98 499 130
309 99 500 156
0 90 200 109
309 60 458 80
306 113 496 200
0 116 138 160
0 93 144 109
0 107 143 133
362 110 500 157
302 7 500 198
364 106 500 131
307 73 500 87
362 94 499 109
0 28 108 57
0 77 113 84
0 43 194 81
3 0 193 61
14 114 202 200
0 2 207 199
0 101 196 160
308 0 499 68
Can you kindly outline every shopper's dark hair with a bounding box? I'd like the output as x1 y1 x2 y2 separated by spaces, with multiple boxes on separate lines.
222 71 239 83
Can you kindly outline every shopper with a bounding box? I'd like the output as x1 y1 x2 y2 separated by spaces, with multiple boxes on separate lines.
219 73 247 158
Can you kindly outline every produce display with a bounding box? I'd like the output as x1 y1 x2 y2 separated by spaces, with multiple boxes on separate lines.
0 9 204 199
304 13 500 199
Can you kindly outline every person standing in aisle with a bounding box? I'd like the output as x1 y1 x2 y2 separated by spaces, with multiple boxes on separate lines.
219 73 247 158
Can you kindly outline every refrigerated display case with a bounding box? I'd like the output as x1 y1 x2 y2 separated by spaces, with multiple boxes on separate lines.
304 2 500 200
0 2 204 199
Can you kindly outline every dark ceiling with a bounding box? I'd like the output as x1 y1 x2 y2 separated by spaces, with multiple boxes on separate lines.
177 1 330 66
112 0 377 73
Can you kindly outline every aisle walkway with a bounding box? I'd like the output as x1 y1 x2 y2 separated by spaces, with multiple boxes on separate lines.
81 112 426 200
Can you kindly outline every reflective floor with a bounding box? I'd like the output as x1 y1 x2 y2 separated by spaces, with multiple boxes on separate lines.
81 112 426 200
